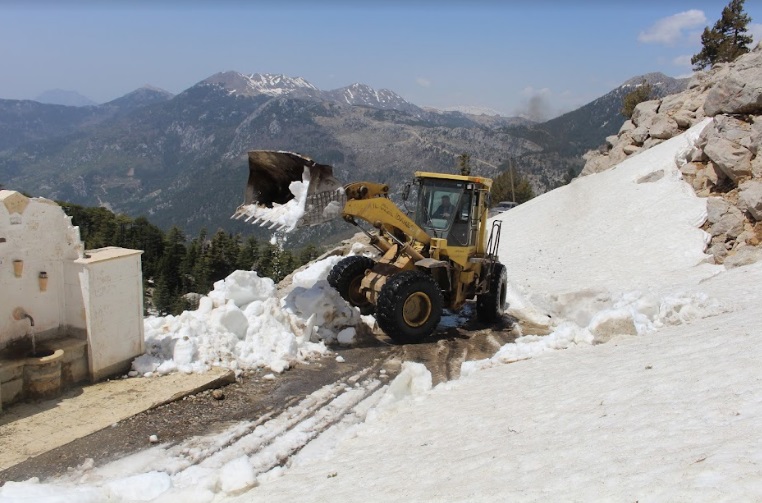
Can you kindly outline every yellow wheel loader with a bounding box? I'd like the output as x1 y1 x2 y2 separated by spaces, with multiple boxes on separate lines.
233 150 507 343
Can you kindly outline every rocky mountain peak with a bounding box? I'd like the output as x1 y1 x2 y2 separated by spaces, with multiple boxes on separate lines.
325 83 420 113
201 71 318 98
102 85 174 110
619 72 689 96
200 71 420 114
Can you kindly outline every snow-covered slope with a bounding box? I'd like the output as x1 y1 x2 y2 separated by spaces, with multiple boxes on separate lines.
6 117 762 502
200 72 421 113
202 71 319 98
324 83 420 113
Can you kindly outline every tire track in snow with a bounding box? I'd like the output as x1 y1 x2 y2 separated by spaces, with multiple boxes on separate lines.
81 361 393 490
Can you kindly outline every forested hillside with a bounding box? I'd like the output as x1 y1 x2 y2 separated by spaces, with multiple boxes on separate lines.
60 202 322 315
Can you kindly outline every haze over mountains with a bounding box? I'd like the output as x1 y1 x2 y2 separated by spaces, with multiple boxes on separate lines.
1 70 688 245
34 89 98 107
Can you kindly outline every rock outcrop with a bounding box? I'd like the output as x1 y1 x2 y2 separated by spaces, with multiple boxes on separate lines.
582 43 762 267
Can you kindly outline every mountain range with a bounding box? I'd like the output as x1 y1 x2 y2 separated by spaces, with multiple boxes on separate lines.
0 71 688 246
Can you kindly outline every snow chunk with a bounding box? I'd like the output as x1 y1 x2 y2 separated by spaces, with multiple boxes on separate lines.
380 362 432 405
105 471 171 501
220 456 256 494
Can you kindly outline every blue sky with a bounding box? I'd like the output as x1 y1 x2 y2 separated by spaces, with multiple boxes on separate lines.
1 0 761 119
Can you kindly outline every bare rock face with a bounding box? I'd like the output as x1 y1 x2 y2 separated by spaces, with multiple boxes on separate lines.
704 135 753 183
706 197 745 238
631 100 660 128
704 50 762 116
649 115 680 139
751 118 762 156
582 43 762 266
738 180 762 221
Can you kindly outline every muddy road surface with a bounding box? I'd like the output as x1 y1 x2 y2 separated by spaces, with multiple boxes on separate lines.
0 312 519 483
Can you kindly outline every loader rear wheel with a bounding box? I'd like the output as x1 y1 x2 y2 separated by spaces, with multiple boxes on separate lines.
376 271 443 344
328 255 376 315
477 263 507 323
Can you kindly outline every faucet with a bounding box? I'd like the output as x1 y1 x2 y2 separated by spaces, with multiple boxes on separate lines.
12 307 34 327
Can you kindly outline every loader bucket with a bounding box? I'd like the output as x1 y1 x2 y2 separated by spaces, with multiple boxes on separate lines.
232 150 346 231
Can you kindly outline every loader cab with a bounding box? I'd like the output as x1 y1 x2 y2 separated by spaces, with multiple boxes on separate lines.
414 173 487 248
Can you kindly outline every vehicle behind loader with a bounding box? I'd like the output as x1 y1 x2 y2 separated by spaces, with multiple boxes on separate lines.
233 150 507 343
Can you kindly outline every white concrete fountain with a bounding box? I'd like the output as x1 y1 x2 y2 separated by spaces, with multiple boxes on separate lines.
0 190 145 411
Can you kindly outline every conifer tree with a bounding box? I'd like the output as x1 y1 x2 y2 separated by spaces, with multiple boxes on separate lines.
491 167 535 205
457 153 472 176
691 0 753 70
621 80 653 119
158 226 187 299
237 236 260 271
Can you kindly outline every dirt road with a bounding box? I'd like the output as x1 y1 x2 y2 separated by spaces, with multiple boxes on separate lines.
0 312 518 483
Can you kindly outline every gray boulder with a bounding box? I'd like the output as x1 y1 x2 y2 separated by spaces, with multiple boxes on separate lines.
659 94 685 115
713 114 753 147
717 208 745 239
704 135 753 183
630 126 649 145
724 245 762 268
706 197 745 238
623 144 640 155
683 92 706 113
752 156 762 179
738 180 762 221
642 137 665 150
704 48 762 116
649 115 680 139
619 120 636 135
673 109 696 129
679 162 699 177
706 196 731 223
704 161 725 186
631 100 660 127
751 118 762 155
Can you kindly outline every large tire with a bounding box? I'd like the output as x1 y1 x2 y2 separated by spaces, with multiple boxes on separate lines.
376 270 443 344
327 255 376 315
476 263 507 323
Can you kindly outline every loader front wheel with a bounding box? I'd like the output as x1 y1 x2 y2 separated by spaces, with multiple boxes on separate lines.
376 271 443 344
477 263 507 323
328 255 376 315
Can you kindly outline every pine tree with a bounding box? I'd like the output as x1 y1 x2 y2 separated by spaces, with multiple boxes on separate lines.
129 217 165 280
298 244 321 265
253 242 277 279
205 229 239 283
157 226 187 299
237 236 260 270
457 153 472 176
491 167 535 205
621 80 653 119
691 0 753 70
152 275 174 315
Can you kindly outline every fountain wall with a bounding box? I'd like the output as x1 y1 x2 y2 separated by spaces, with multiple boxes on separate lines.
0 191 145 410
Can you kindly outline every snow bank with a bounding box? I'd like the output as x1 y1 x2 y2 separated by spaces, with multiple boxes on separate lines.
462 288 725 375
134 255 366 376
499 119 719 310
461 119 728 374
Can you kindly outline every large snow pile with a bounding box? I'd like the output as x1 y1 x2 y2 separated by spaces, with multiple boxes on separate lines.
474 119 726 371
133 251 363 377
